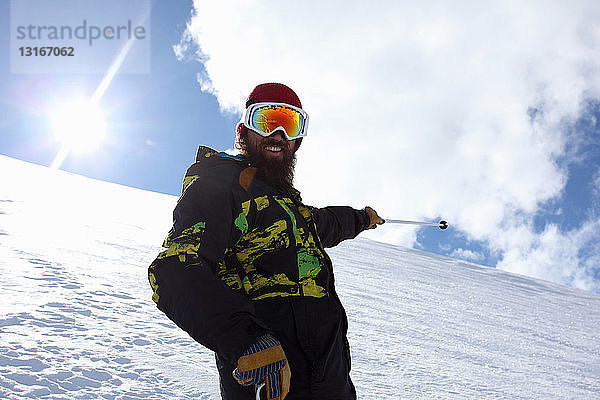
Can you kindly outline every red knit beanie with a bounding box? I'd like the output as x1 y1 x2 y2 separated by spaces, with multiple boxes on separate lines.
245 82 302 108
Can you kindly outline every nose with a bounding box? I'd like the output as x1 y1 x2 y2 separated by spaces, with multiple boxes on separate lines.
269 130 287 141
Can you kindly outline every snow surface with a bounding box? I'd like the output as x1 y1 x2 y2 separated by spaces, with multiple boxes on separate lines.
1 154 599 399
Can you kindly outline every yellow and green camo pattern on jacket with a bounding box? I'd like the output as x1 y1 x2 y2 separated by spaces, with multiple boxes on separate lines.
149 147 336 303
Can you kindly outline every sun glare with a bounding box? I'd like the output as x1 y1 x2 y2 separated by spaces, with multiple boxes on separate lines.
51 98 106 153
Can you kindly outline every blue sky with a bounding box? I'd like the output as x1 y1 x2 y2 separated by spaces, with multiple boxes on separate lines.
1 1 599 292
2 0 234 195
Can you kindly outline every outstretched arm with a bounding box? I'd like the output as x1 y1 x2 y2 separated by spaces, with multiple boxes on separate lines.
310 205 382 248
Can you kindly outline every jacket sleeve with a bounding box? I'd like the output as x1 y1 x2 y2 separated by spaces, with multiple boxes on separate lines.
148 163 268 363
310 206 370 248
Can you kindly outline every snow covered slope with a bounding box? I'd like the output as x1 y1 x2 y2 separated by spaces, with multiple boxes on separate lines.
1 155 599 399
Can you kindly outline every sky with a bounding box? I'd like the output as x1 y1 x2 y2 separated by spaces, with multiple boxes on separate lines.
1 0 599 292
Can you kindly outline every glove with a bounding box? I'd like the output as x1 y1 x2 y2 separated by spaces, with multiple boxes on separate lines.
233 334 291 400
365 206 384 229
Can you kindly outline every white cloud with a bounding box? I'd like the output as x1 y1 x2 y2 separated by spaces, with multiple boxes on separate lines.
497 221 600 292
451 248 485 263
178 1 600 290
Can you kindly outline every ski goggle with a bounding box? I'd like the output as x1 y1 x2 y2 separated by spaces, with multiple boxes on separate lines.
240 102 309 140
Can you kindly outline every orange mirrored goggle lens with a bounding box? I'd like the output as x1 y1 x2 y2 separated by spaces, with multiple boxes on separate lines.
250 104 305 138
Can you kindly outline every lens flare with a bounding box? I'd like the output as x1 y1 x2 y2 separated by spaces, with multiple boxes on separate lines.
50 98 106 152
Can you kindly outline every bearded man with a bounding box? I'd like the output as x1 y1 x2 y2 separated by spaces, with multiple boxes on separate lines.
148 83 383 400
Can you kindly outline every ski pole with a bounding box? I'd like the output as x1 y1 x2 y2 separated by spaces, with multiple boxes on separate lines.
383 219 448 230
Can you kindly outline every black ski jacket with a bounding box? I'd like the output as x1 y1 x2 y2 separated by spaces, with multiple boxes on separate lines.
148 146 369 396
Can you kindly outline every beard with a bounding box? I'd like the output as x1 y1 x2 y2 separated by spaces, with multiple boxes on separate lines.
242 132 297 194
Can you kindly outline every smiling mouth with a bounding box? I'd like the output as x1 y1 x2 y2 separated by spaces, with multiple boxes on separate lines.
264 145 283 153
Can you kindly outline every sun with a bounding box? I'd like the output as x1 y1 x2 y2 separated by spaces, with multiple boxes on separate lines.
50 98 106 154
